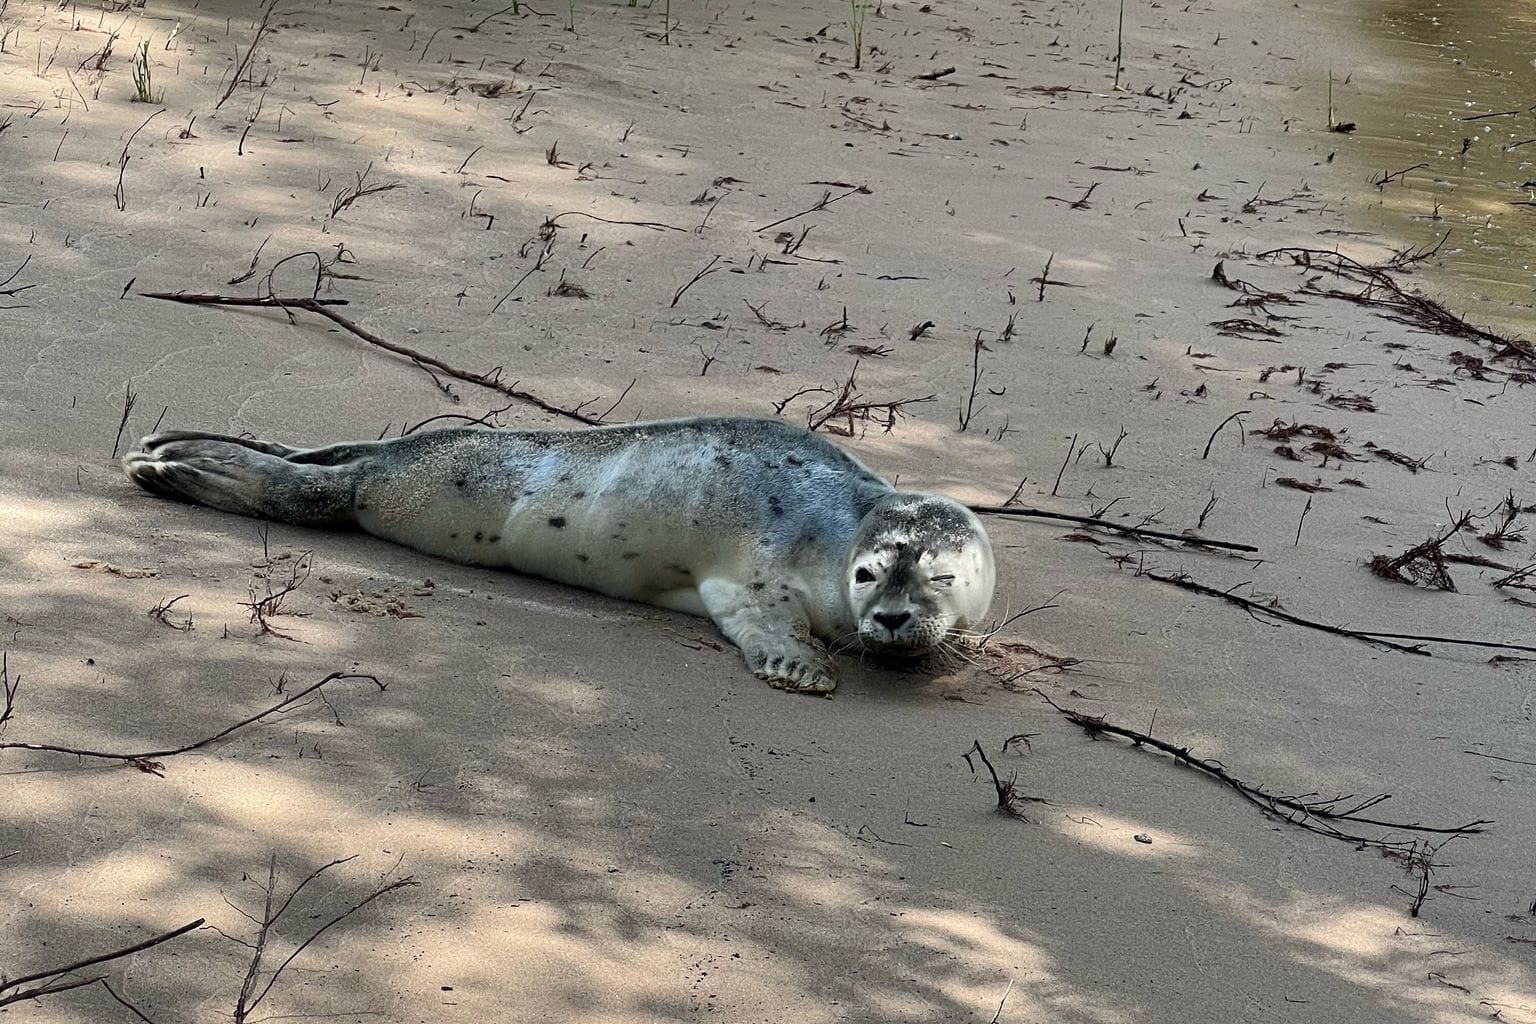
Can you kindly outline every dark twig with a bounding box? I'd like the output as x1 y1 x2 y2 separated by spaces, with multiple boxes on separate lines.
970 504 1257 552
0 254 35 302
670 255 723 307
241 544 312 640
755 184 870 233
1295 497 1313 546
328 162 403 219
0 671 385 775
491 248 552 313
1257 239 1533 364
1034 690 1490 848
1050 432 1077 497
141 292 603 424
231 854 417 1023
961 740 1042 819
1201 409 1249 459
400 402 515 436
148 593 194 631
957 333 989 431
795 360 935 436
1369 514 1469 591
114 108 164 212
0 918 204 1009
1046 182 1099 209
545 210 686 233
1 653 18 730
215 1 276 110
1135 567 1536 655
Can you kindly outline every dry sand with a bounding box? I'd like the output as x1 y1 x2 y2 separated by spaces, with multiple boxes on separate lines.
2 0 1534 1021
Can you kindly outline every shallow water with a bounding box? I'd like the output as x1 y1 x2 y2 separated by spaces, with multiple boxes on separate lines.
1326 0 1536 336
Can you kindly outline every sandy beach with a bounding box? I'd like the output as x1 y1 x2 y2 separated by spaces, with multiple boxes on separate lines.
2 0 1534 1020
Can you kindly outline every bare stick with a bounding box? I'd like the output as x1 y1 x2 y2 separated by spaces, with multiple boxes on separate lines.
970 504 1257 552
0 918 205 1008
400 402 515 436
988 979 1015 1024
755 184 869 233
545 210 685 233
1035 690 1489 847
231 855 418 1023
114 108 164 212
329 162 402 219
216 1 276 110
1 653 17 729
141 292 603 425
469 3 520 31
1136 567 1536 655
0 671 385 775
670 255 722 307
1295 496 1313 546
491 248 551 313
1050 432 1077 496
961 740 1042 820
957 333 987 431
0 254 36 302
148 593 193 631
1201 409 1249 459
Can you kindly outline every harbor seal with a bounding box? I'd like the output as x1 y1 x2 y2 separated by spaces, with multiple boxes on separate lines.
122 417 995 693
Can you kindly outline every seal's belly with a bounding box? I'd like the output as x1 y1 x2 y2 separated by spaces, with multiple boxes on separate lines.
353 446 740 604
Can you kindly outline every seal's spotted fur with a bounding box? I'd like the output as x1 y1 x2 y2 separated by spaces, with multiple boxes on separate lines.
124 417 995 693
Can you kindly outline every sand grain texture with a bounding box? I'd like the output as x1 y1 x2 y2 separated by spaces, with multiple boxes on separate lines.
2 0 1534 1021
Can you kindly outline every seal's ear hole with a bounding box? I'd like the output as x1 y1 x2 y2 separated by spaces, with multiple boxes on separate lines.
854 566 877 584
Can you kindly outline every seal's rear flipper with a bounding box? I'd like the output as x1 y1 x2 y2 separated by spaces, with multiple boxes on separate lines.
123 435 357 528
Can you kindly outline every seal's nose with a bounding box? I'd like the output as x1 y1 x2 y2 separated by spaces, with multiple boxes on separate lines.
873 610 912 635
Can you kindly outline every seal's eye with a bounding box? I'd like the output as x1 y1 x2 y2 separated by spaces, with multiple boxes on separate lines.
931 574 955 586
854 566 877 584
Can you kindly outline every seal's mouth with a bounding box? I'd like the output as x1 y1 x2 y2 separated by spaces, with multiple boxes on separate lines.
856 625 943 656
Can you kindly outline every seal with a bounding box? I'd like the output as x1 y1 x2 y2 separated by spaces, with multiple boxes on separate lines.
122 417 995 693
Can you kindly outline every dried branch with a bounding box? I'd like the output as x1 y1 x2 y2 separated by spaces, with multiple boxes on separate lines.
788 360 935 436
1034 690 1490 849
1368 514 1470 591
544 210 686 233
1257 238 1533 364
0 254 36 306
0 918 204 1009
141 291 604 424
1135 566 1536 656
755 184 870 233
231 854 418 1024
1201 409 1249 459
215 1 277 110
670 254 722 307
328 162 402 219
0 671 385 775
241 542 313 640
0 652 17 730
962 740 1043 820
148 593 194 631
970 505 1257 553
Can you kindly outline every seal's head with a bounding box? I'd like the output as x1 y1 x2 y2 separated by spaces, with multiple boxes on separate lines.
845 493 995 653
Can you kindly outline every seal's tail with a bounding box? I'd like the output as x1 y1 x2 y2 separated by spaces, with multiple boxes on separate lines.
123 431 359 528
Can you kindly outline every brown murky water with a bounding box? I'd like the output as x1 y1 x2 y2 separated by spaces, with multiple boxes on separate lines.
1326 0 1536 336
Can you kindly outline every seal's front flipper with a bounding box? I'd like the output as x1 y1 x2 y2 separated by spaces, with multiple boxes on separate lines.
123 435 358 528
698 578 836 694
